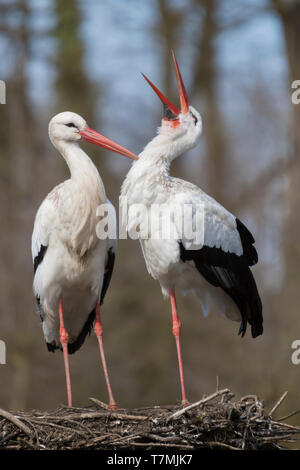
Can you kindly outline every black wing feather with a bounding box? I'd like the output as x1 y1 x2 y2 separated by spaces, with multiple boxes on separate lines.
46 308 96 354
179 219 263 338
33 244 47 274
100 247 115 305
34 245 48 324
236 218 258 266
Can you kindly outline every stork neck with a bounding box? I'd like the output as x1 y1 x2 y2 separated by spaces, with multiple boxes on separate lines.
138 153 170 177
139 128 188 168
137 135 174 177
55 140 104 189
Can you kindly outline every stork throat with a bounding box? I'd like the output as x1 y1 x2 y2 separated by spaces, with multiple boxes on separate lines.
163 104 178 122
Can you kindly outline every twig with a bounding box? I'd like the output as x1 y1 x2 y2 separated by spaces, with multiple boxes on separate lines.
269 391 288 417
0 431 20 446
241 395 259 402
277 408 300 422
126 441 193 449
147 433 182 443
27 418 90 435
10 439 35 450
260 434 300 442
105 432 145 445
205 441 241 450
38 411 148 422
167 389 230 420
0 408 33 437
272 421 300 431
75 433 118 448
89 397 109 410
1 390 299 450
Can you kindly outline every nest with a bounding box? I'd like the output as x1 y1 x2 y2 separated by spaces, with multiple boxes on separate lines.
1 389 300 450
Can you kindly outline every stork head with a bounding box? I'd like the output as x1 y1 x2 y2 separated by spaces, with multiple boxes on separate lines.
48 111 138 160
49 112 87 144
142 51 202 159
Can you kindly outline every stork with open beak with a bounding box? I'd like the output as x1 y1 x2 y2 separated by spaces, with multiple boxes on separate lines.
84 53 263 406
32 111 137 408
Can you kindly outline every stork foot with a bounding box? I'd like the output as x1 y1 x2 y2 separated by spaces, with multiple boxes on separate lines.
108 403 118 411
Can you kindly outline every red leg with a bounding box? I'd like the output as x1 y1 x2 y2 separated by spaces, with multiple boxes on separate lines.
94 302 118 410
58 297 72 408
169 289 188 406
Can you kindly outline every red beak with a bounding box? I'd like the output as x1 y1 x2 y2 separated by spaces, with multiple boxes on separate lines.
79 127 138 160
142 73 180 116
142 50 189 116
171 50 189 114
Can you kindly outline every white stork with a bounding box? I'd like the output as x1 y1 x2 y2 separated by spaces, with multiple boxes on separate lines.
87 53 263 406
31 111 137 408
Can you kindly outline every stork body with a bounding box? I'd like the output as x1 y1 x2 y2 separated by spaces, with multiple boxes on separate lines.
120 121 262 403
121 136 262 336
96 53 263 405
32 112 120 408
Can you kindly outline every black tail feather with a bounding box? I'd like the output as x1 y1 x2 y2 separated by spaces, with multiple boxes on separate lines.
179 243 263 338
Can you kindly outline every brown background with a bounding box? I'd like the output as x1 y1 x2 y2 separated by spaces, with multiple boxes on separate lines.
0 0 299 423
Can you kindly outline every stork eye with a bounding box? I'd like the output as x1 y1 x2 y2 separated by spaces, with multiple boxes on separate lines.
191 113 198 125
65 122 77 128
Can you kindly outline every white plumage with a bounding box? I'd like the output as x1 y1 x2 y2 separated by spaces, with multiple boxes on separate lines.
98 52 263 405
120 118 245 322
32 111 118 408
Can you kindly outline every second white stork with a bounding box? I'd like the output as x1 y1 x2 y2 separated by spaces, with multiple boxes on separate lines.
86 53 263 405
32 111 137 408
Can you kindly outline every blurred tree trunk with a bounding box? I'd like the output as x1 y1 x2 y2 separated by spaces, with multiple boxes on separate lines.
155 0 184 175
271 0 300 325
0 0 104 410
53 0 96 119
156 0 229 195
191 0 229 204
156 0 182 100
53 0 109 182
0 0 43 410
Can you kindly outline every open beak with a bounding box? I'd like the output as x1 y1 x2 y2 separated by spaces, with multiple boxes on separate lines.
79 127 138 160
142 50 189 116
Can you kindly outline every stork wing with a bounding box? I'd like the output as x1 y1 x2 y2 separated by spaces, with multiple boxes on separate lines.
100 200 117 305
172 189 262 338
100 245 115 305
32 196 56 273
31 194 60 323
